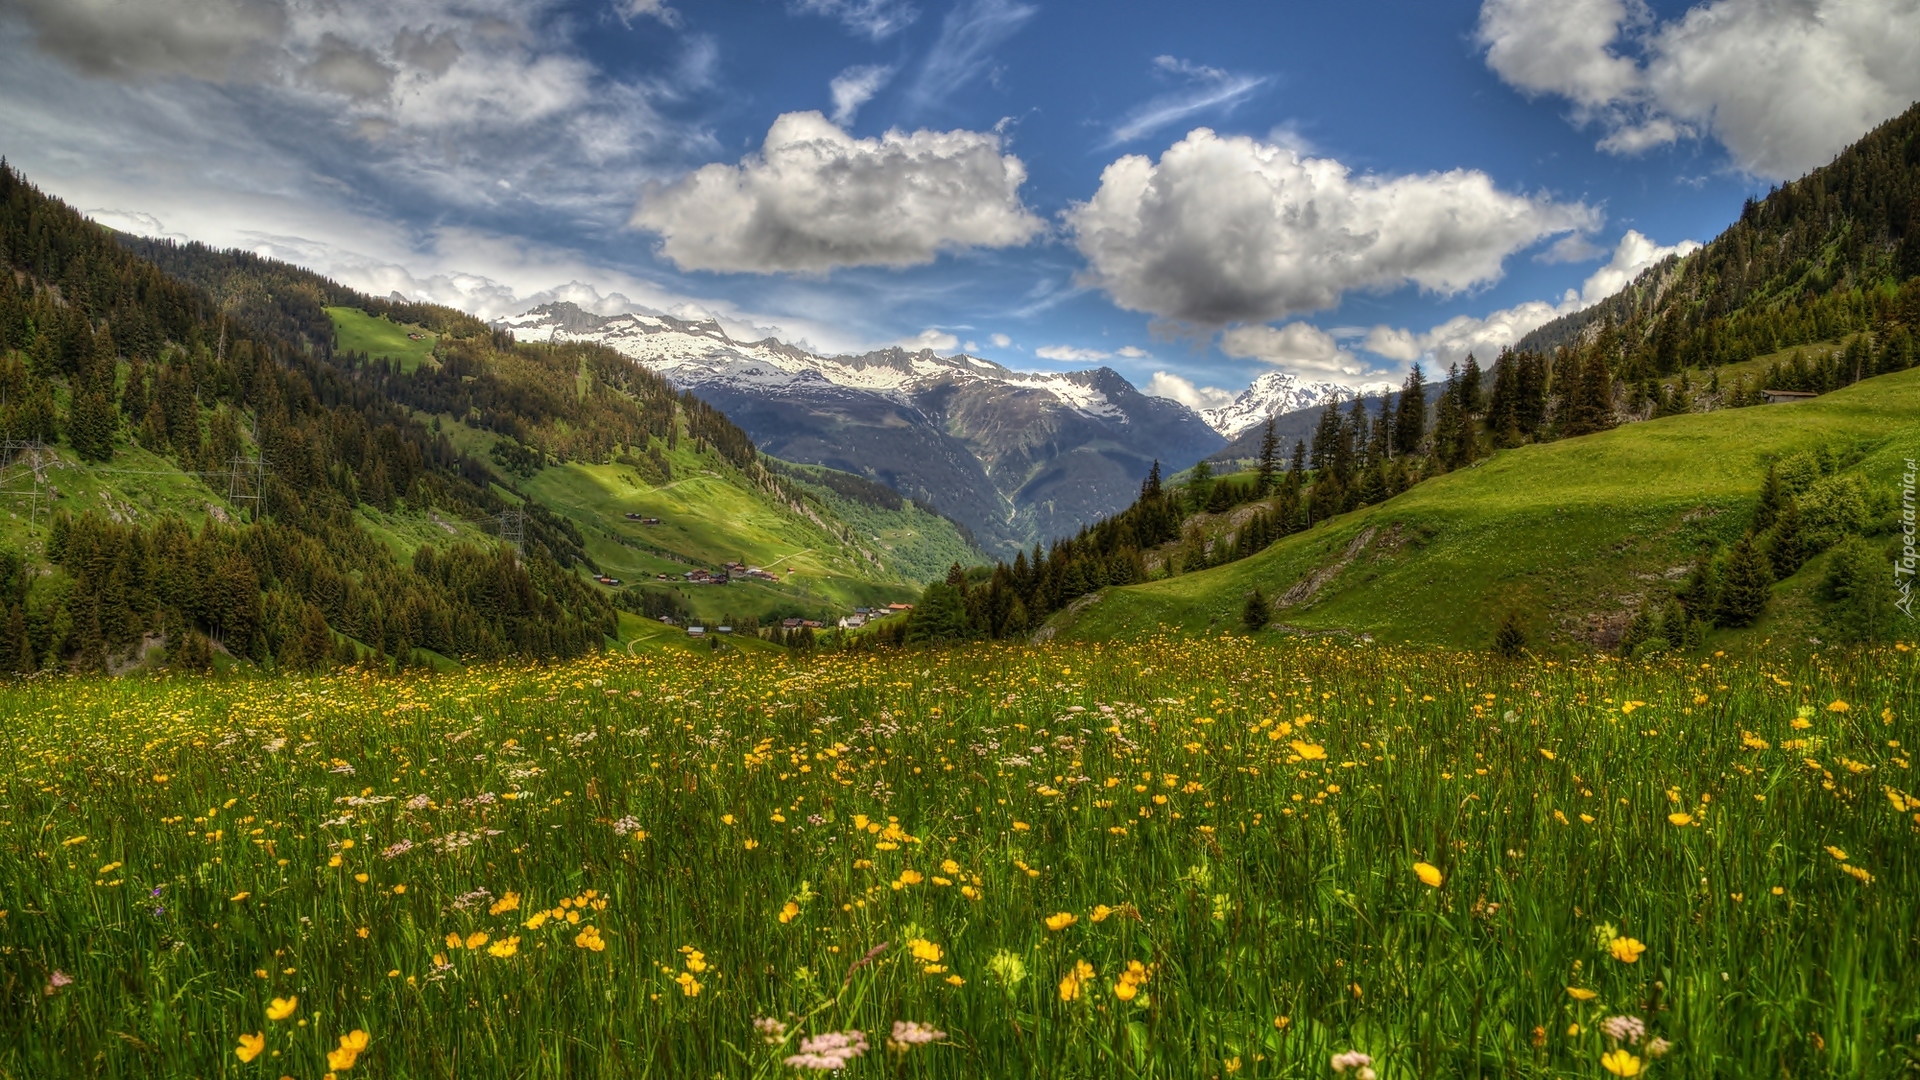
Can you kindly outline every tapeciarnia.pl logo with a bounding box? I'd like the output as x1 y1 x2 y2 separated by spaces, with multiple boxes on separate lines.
1899 458 1916 619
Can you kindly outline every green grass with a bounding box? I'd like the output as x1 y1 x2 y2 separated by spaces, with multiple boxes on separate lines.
326 307 438 372
775 464 983 584
419 411 924 627
1 638 1915 1078
1057 366 1920 651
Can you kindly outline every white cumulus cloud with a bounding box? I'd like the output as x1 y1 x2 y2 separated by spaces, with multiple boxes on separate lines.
1220 322 1383 382
1067 127 1598 327
1360 229 1700 367
1145 371 1237 411
1478 0 1920 180
895 328 960 352
989 332 1012 348
632 111 1044 273
1035 344 1112 362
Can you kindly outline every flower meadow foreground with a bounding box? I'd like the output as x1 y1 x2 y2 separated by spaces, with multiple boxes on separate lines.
1 636 1916 1078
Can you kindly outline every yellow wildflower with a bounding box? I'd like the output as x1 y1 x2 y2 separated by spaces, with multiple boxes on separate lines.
235 1032 265 1063
487 936 520 958
1044 912 1077 931
1058 959 1094 1001
1413 862 1443 888
1601 1049 1643 1076
327 1030 370 1072
1668 812 1693 826
1610 937 1646 964
266 996 299 1021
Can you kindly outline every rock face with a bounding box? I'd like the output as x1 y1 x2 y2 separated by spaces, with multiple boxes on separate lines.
500 303 1224 555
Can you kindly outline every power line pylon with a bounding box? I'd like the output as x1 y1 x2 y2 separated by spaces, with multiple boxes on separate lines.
499 505 525 556
0 437 51 527
227 453 268 522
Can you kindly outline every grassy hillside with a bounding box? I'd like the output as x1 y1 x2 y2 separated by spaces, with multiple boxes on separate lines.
327 306 438 372
1053 365 1920 650
417 401 932 631
775 462 983 582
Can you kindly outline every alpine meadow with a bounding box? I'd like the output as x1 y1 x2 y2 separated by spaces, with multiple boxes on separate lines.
3 0 1920 1078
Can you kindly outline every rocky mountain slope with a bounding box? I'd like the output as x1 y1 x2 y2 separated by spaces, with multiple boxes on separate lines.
502 303 1225 555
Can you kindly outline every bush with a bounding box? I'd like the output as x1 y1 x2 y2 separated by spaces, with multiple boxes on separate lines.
1818 536 1899 643
1493 610 1527 657
1242 587 1271 632
1798 474 1869 551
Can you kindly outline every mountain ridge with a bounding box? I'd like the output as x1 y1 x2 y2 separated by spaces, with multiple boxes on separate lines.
502 301 1226 554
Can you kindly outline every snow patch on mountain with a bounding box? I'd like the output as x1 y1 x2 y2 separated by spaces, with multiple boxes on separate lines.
501 303 1132 420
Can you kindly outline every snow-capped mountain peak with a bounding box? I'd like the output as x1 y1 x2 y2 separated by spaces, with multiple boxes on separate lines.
499 302 1135 420
1200 371 1384 438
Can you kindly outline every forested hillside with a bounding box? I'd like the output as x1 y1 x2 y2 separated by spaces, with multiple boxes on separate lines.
0 164 937 673
1521 101 1920 365
890 104 1920 651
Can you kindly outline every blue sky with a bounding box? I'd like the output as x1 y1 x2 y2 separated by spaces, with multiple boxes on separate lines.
1 0 1916 407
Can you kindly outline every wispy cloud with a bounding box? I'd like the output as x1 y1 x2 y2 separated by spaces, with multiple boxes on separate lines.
793 0 920 40
830 64 894 125
907 0 1037 113
1101 56 1268 147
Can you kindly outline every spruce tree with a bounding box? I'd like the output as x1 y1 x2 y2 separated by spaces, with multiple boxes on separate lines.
1460 354 1484 412
1394 364 1426 456
1254 419 1279 496
1714 535 1772 627
1676 550 1718 617
1242 586 1271 632
1764 498 1806 579
1187 459 1213 513
1752 463 1784 532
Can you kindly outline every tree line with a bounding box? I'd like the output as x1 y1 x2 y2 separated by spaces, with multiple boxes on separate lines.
0 162 647 671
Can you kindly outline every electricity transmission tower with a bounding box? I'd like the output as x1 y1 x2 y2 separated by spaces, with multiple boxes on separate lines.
499 505 525 556
227 452 268 522
0 438 51 527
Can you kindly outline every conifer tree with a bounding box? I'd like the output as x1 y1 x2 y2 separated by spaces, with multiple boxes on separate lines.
1242 586 1270 632
1715 534 1773 627
1764 497 1806 578
1254 419 1279 496
1752 463 1784 532
1394 364 1426 456
1460 354 1484 412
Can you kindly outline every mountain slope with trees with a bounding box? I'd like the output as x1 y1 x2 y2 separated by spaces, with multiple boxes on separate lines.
0 163 950 672
1048 364 1916 650
889 103 1920 653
